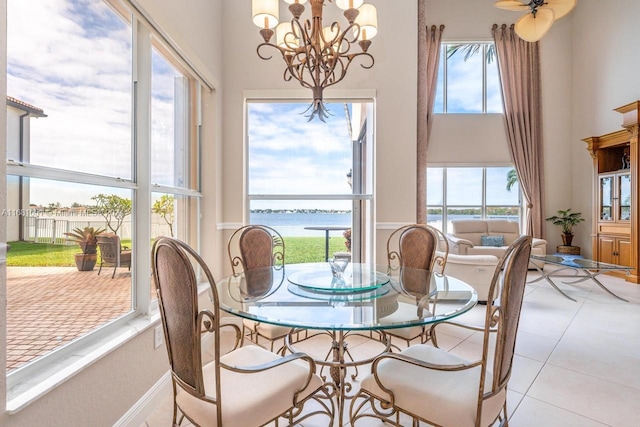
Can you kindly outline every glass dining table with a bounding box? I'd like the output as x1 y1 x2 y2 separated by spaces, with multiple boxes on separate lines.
216 262 477 425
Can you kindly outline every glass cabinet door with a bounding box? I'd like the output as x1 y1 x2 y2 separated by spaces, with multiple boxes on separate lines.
618 173 631 221
600 175 613 221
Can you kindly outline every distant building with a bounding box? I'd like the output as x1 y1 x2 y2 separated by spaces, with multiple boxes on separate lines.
6 96 47 241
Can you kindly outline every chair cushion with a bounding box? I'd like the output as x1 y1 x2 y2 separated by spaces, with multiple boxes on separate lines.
176 345 323 426
486 220 520 245
359 344 504 427
243 319 291 339
480 235 504 247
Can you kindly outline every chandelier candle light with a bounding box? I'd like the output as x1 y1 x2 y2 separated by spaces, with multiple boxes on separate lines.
251 0 378 121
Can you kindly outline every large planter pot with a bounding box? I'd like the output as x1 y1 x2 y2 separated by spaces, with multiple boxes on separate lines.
75 253 97 271
561 233 574 247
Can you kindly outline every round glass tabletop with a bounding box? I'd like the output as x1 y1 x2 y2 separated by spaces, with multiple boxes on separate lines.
217 263 478 331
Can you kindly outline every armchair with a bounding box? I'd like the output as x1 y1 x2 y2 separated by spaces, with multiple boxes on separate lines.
447 219 546 268
382 224 447 346
227 225 292 352
152 236 333 426
96 233 131 278
350 236 533 427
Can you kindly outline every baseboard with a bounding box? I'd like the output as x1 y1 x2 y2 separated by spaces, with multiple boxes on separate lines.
113 371 171 427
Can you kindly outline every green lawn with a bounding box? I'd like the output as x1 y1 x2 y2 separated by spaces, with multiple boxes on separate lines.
7 237 348 267
6 241 78 267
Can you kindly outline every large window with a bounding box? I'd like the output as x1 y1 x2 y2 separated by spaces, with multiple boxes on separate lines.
246 100 374 264
5 0 202 383
427 166 521 233
434 42 502 114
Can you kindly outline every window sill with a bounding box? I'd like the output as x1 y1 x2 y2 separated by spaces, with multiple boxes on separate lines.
6 311 161 413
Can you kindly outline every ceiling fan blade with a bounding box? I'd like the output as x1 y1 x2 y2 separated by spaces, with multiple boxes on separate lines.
514 8 554 42
494 0 529 12
544 0 577 20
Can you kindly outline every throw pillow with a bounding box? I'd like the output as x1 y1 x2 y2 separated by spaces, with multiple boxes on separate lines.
481 235 505 247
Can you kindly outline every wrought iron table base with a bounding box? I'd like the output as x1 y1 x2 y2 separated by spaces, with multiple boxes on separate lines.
285 329 391 426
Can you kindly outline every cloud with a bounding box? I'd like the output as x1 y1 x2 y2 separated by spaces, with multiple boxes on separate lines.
247 102 363 210
7 0 182 205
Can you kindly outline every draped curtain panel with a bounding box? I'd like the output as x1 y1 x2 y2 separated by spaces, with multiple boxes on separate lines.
416 0 444 223
492 24 546 239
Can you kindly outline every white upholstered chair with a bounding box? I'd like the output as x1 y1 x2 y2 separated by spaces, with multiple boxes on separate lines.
442 253 500 303
350 235 532 427
152 236 334 426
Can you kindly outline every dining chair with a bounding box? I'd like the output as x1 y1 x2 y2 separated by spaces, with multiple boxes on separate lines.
227 225 293 352
152 236 334 427
350 235 532 427
96 233 131 278
382 224 447 347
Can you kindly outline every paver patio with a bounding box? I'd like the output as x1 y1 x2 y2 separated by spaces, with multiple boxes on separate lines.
6 266 134 371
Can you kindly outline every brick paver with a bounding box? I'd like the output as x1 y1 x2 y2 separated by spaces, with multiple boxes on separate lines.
6 266 133 371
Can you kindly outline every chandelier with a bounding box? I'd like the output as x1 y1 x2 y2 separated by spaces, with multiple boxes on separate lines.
495 0 576 42
251 0 378 121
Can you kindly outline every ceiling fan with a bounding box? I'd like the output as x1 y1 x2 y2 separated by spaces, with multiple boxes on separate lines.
495 0 577 42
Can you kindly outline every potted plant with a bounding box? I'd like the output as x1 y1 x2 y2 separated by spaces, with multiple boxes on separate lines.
64 226 106 271
546 209 584 247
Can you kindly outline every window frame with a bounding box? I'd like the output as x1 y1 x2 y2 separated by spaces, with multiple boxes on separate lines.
426 165 522 234
4 0 204 408
243 90 376 264
436 41 502 114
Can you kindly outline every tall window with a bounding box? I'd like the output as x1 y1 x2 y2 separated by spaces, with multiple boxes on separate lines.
427 166 521 233
434 42 502 114
5 0 201 379
246 100 374 263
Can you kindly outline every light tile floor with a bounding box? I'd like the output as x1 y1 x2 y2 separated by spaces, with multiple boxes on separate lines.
143 269 640 426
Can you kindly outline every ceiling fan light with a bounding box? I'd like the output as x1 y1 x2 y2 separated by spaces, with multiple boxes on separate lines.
544 0 577 20
494 0 529 12
514 8 554 42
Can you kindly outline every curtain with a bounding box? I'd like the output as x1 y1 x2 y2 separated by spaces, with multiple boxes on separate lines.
416 0 444 224
492 24 546 239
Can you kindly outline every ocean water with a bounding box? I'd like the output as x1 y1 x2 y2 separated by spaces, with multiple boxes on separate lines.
250 212 351 237
250 212 519 237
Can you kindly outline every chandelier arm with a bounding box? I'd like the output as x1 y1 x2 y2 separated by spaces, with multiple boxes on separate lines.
256 42 281 61
290 48 321 88
319 51 374 89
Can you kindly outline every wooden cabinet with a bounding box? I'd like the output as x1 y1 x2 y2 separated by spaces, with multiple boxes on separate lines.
598 172 631 223
583 101 639 283
598 235 630 267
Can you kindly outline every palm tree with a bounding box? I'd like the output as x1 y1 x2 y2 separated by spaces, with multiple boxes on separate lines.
506 168 518 191
446 43 496 63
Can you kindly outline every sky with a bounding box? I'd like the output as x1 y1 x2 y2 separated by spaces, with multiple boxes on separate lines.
247 101 356 211
6 0 515 210
6 0 177 207
434 43 503 114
